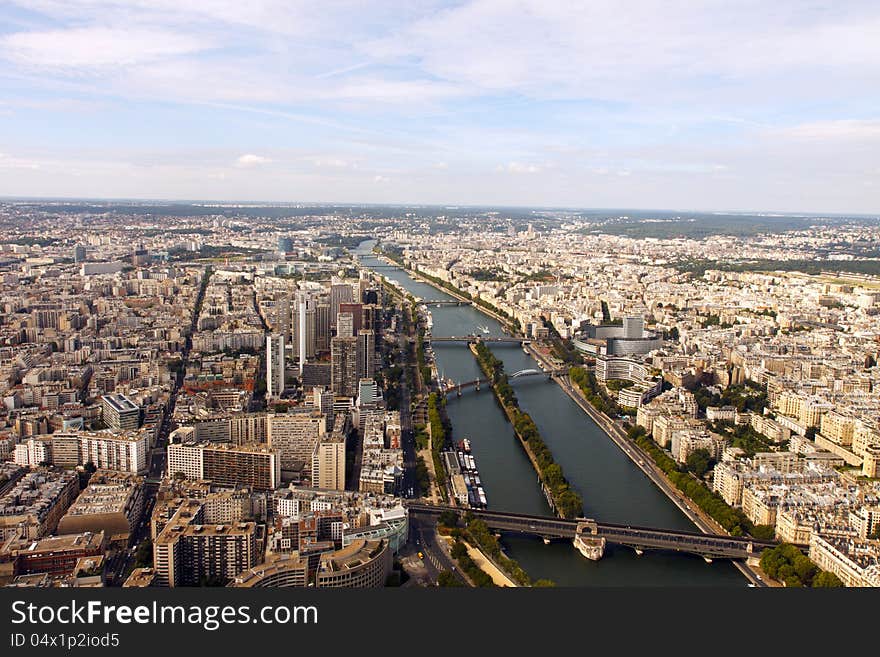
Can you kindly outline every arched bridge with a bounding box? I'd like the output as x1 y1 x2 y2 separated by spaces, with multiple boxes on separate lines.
430 336 529 344
442 368 565 395
406 504 786 560
419 300 473 307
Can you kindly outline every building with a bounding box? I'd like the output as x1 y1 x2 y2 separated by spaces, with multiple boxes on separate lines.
336 311 355 338
357 329 376 380
315 538 392 588
312 433 346 491
0 469 79 540
167 442 281 491
50 430 148 474
6 531 107 577
330 281 354 329
56 471 144 543
331 336 359 397
267 412 325 475
266 333 285 399
153 501 258 587
808 534 880 587
73 244 86 263
101 393 141 431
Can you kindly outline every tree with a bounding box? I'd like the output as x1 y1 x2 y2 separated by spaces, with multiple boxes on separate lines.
685 449 713 478
437 571 463 587
438 510 459 528
134 538 153 568
812 571 844 587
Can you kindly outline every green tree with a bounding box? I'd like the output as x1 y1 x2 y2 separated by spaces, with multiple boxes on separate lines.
437 571 463 587
685 449 713 478
812 571 844 587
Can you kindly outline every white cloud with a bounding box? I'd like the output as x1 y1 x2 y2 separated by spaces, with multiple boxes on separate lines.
0 27 212 72
373 175 390 183
780 119 880 141
312 157 357 169
501 161 541 174
235 154 272 168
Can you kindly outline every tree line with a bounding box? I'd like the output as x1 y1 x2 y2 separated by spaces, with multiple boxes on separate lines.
473 343 583 519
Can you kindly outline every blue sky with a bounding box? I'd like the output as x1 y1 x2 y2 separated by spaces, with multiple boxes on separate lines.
0 0 878 213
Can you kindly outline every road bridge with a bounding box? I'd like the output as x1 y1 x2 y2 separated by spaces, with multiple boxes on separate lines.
419 300 473 307
430 336 529 344
442 368 566 395
406 504 785 560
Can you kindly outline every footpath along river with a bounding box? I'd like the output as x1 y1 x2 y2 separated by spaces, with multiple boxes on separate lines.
357 241 744 586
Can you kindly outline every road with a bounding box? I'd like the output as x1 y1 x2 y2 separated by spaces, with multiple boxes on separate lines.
409 516 468 586
552 372 767 586
112 265 212 585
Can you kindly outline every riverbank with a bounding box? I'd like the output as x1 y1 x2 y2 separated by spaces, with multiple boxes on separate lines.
367 250 755 584
469 342 584 519
376 252 518 332
554 372 765 586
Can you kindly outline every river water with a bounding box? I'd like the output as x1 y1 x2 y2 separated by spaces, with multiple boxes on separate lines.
356 241 744 586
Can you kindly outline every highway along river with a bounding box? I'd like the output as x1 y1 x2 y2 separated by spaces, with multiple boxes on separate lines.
357 242 744 586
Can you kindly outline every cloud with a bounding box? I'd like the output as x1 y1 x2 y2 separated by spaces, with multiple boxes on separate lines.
0 27 212 72
373 175 390 183
235 154 272 168
500 161 541 174
0 153 40 170
780 119 880 141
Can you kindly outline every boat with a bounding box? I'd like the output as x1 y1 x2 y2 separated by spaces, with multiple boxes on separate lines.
477 324 490 334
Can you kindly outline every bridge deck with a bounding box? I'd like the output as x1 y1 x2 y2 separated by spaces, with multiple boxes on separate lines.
407 504 786 558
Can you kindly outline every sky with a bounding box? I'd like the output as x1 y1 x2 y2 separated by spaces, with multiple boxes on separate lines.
0 0 878 213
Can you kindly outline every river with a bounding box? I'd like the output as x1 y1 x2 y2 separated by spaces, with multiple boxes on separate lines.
356 241 744 586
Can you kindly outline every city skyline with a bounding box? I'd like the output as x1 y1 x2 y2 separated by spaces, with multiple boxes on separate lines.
2 1 880 213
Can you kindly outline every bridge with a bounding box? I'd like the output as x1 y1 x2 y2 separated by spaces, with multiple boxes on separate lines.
406 504 785 561
419 300 472 307
430 336 529 344
442 368 566 395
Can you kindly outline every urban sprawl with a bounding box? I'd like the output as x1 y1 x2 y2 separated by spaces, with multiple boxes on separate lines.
1 203 879 588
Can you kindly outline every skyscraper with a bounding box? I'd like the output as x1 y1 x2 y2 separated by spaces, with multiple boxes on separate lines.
73 244 86 263
316 302 331 353
266 334 285 398
339 302 363 334
336 311 354 338
330 281 354 330
357 329 375 380
330 336 359 397
292 293 316 373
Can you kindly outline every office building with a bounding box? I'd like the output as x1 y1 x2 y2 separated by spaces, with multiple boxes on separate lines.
312 433 346 491
339 302 363 335
266 333 285 398
167 442 280 491
331 336 359 397
101 393 141 431
330 281 354 329
153 501 258 587
357 329 375 380
267 413 325 474
337 311 355 338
